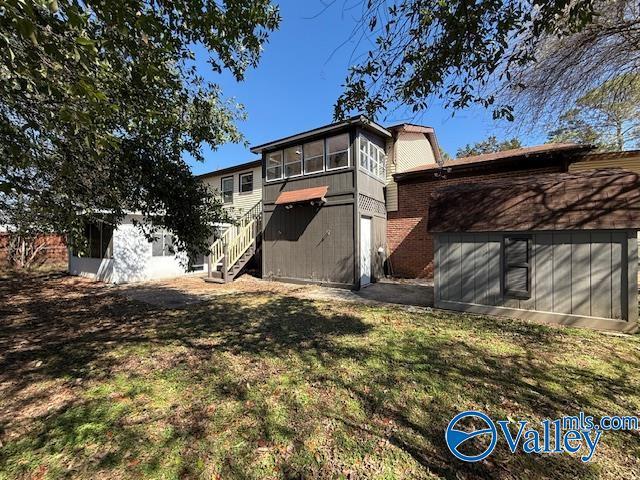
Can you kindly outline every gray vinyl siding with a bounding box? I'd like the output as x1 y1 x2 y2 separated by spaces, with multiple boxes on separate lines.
260 126 393 288
434 230 638 332
262 169 356 287
356 130 388 282
263 203 355 285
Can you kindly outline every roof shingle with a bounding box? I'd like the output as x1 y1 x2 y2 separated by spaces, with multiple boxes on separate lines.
428 169 640 233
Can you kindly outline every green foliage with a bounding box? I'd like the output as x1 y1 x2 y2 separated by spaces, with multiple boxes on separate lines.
334 0 598 121
438 146 452 162
548 74 640 151
456 135 522 158
0 0 280 256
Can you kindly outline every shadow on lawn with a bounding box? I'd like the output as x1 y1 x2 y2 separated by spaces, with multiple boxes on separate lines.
1 275 639 478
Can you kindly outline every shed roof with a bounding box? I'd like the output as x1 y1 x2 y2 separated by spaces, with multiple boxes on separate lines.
395 143 593 181
275 186 329 205
428 169 640 233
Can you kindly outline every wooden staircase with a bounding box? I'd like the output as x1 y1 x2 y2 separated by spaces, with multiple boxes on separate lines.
204 200 262 284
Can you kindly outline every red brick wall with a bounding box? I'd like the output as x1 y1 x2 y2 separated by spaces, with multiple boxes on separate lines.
0 233 68 267
387 167 562 279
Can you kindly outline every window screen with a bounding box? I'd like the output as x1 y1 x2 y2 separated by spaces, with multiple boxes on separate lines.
503 236 531 298
284 146 302 177
358 136 386 179
326 134 349 170
240 172 253 193
77 222 113 259
221 176 233 204
266 151 283 181
304 140 324 174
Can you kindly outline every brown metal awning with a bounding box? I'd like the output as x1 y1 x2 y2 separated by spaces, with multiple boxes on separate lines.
275 186 329 205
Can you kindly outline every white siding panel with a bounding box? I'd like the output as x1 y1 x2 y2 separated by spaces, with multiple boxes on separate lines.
201 165 262 218
385 132 437 212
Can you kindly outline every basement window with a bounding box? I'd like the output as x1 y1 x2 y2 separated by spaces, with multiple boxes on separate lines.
503 235 531 299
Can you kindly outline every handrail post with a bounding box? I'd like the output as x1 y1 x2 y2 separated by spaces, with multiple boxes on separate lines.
207 249 212 278
222 241 229 282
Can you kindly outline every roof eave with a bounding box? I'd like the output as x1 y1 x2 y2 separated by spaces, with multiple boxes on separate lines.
250 115 391 154
197 159 262 179
393 146 594 181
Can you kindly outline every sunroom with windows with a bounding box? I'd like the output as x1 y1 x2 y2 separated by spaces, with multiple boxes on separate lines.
252 116 391 289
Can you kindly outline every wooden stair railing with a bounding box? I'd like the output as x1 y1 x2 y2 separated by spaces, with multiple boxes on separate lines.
207 200 262 282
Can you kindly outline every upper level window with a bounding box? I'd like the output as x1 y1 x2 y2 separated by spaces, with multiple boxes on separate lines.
284 146 302 177
503 235 531 299
326 134 349 170
359 136 386 179
221 176 233 204
304 140 324 174
152 230 174 257
266 151 283 181
240 172 253 193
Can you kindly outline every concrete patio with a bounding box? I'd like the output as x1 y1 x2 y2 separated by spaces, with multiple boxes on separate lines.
117 274 434 310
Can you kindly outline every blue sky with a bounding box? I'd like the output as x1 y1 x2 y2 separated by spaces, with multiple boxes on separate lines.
190 1 545 176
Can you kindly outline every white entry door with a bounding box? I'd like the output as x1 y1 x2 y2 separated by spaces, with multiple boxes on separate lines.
360 216 372 286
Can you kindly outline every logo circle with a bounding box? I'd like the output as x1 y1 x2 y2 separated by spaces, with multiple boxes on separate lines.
445 411 497 462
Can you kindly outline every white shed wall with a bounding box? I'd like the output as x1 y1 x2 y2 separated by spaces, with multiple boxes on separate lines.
68 215 207 284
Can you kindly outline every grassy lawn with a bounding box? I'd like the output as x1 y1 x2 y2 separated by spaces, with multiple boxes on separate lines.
1 272 640 479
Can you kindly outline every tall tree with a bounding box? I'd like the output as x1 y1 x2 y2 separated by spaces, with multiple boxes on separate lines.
0 0 280 257
506 1 640 127
456 136 522 158
548 74 640 151
334 0 639 126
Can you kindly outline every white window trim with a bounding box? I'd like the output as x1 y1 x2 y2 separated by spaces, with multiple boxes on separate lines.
325 134 351 171
284 145 304 179
221 175 234 204
239 171 253 194
358 136 386 180
266 151 284 182
303 140 325 175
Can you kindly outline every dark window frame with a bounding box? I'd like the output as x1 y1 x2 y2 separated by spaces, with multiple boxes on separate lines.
75 221 113 259
239 171 253 194
502 234 532 299
221 175 234 204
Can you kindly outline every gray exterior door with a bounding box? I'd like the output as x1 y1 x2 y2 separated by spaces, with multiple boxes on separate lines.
360 216 372 286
